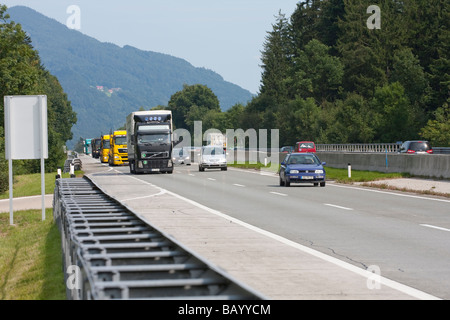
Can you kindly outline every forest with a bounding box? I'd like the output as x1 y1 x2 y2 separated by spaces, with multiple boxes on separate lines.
163 0 449 148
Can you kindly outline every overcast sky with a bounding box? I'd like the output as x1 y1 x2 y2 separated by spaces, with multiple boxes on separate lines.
2 0 300 94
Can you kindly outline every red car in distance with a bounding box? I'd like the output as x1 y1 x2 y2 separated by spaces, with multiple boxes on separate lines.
295 141 316 153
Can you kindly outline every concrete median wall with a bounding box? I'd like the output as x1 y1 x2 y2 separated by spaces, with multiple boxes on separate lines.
315 152 450 179
204 150 450 179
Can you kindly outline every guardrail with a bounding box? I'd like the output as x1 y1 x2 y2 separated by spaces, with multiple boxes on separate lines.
53 177 265 300
316 144 401 153
433 147 450 155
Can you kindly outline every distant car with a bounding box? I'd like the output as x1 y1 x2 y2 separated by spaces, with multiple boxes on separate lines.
199 146 227 171
279 153 326 187
173 147 191 165
295 141 316 153
280 146 294 153
399 141 433 154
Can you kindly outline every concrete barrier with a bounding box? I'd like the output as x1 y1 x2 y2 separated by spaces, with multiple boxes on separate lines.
195 149 449 179
315 152 450 179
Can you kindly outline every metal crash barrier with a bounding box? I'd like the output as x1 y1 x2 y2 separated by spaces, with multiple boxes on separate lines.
53 177 264 300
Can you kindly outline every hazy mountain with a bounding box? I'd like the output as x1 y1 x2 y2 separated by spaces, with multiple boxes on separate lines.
7 6 254 146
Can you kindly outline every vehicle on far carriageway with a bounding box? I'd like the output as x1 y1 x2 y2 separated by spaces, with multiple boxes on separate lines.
279 152 326 187
198 145 227 172
399 140 433 154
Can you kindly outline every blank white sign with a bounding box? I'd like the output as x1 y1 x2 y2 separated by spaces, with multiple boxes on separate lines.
4 95 48 160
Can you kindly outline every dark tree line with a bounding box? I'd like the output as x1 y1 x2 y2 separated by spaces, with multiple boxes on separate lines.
0 5 77 192
165 1 449 148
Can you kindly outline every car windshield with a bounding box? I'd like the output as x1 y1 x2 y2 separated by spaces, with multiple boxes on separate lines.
202 147 225 156
288 154 320 165
409 142 431 151
114 136 127 145
298 143 314 148
138 134 170 145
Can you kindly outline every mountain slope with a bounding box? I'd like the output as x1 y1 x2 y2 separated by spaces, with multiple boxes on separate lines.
7 6 254 146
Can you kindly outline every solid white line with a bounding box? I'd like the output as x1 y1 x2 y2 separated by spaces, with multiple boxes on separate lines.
109 170 440 300
421 224 450 233
328 183 450 203
324 203 354 211
233 184 246 187
270 192 288 197
121 190 167 202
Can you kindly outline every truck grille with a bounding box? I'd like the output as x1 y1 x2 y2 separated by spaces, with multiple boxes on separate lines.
118 148 128 154
142 151 169 159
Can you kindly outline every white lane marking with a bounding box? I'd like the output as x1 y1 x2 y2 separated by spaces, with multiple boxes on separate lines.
324 203 354 211
188 174 195 177
233 184 246 188
328 183 450 203
207 178 216 181
121 190 167 202
100 172 440 301
270 192 288 197
421 224 450 233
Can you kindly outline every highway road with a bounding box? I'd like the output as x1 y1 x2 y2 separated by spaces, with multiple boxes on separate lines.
87 160 450 299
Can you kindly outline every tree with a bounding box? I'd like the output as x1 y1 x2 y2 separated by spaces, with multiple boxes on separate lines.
288 39 344 103
259 11 292 103
390 48 429 104
167 84 220 131
371 82 419 142
420 100 450 147
0 5 77 191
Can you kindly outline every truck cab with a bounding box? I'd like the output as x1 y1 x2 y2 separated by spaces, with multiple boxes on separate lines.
127 111 180 174
109 130 128 166
100 134 110 163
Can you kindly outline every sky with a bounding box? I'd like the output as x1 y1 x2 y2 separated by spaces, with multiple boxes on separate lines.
1 0 300 94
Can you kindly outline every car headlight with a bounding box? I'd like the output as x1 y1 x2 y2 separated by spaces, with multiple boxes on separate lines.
315 170 324 174
290 170 299 174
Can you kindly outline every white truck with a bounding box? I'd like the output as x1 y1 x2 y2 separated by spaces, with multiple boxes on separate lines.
206 132 226 150
126 110 181 174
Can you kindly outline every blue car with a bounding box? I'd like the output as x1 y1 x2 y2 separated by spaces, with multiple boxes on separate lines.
279 153 326 187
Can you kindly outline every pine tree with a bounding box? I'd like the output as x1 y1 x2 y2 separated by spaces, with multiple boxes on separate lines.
259 11 292 103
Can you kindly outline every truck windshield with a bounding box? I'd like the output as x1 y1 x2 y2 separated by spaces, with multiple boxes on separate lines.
138 134 170 145
115 136 127 145
102 141 110 149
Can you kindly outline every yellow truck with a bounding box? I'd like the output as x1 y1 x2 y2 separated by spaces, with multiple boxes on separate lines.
109 130 128 166
100 134 110 163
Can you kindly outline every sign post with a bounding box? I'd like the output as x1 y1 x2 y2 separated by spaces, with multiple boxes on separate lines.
4 95 48 225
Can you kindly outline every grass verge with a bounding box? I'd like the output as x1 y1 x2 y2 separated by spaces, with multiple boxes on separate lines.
0 209 65 300
1 171 84 200
228 162 411 183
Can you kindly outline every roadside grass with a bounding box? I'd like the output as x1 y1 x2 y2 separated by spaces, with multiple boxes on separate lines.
324 167 411 183
228 161 410 183
0 209 65 300
0 171 84 200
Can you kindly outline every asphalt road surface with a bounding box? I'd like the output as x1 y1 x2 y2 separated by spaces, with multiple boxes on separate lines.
96 162 450 299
